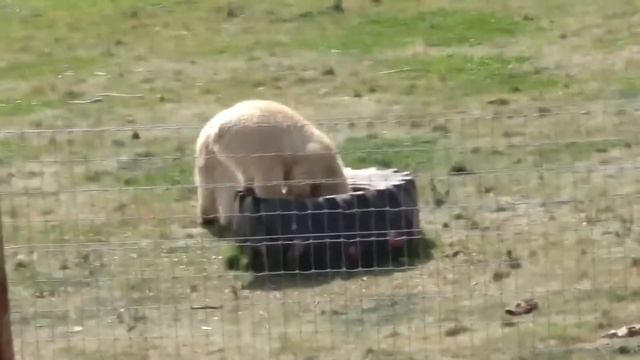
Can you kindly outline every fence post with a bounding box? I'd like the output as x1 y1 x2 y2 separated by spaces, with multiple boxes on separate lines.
0 203 15 360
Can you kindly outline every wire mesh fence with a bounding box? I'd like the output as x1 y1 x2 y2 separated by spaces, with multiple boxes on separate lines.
1 103 640 359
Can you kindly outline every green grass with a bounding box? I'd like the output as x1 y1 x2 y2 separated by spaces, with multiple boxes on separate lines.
528 322 598 347
530 139 631 165
0 55 105 80
418 9 530 46
383 54 561 96
0 1 636 124
294 9 531 52
0 139 17 164
82 136 195 192
613 77 640 98
116 158 193 187
340 134 632 176
0 99 56 117
340 135 443 172
606 287 640 303
24 221 122 245
4 1 640 359
0 137 57 164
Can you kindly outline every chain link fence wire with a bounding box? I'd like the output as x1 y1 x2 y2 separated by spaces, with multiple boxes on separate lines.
1 104 639 359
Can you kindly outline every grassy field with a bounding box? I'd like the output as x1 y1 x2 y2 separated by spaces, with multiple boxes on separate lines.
1 0 640 359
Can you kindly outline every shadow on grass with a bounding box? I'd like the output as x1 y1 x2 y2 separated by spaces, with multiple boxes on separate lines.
243 261 430 291
225 229 436 291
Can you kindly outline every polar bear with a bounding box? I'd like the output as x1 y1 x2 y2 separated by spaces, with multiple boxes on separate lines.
195 99 350 227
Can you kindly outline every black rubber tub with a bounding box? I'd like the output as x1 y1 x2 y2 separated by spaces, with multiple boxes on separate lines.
224 167 430 273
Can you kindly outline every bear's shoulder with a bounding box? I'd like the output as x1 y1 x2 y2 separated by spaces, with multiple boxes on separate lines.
218 100 312 128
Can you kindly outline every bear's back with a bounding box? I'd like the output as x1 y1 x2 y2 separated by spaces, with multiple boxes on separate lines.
210 100 335 155
219 99 311 128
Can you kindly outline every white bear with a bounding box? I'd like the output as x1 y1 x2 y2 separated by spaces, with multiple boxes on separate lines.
194 99 350 227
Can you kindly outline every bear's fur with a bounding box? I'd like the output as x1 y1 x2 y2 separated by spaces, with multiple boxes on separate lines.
195 99 350 227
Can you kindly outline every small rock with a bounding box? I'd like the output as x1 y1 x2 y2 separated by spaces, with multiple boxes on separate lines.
78 251 91 264
226 4 242 18
59 260 70 271
617 346 632 354
444 250 464 259
408 120 423 128
449 163 473 175
506 249 522 269
67 326 84 333
487 98 510 106
330 0 344 13
537 106 552 115
321 67 335 76
469 220 480 230
444 324 470 337
385 329 400 338
492 269 511 282
505 298 539 316
14 256 30 270
602 324 640 339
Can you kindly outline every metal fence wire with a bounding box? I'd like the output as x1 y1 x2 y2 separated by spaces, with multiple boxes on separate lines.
2 105 640 359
